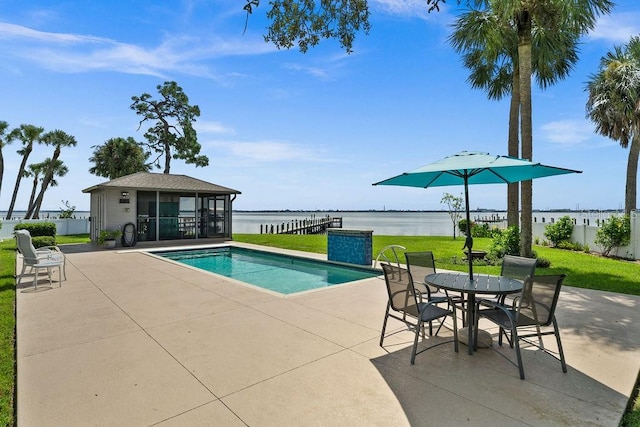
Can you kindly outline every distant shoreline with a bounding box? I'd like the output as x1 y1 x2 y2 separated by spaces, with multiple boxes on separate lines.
232 208 623 213
1 208 624 215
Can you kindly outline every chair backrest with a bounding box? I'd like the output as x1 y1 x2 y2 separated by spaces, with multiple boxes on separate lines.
517 274 566 327
405 251 438 293
381 263 420 317
14 230 39 262
501 255 537 281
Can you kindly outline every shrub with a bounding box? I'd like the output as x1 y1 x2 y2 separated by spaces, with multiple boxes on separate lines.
543 215 574 247
14 222 57 237
488 225 520 259
59 200 76 219
471 223 492 237
458 219 475 235
557 241 585 252
98 229 121 245
535 256 552 268
32 236 56 248
595 215 631 257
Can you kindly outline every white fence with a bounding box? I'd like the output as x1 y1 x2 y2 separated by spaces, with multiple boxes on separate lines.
532 210 639 260
0 218 90 238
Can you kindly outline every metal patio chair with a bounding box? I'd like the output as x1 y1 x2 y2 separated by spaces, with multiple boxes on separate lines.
380 263 458 364
15 229 66 289
496 255 537 304
405 251 466 326
501 255 537 281
474 274 568 379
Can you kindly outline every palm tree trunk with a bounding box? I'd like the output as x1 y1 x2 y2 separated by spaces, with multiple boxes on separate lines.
25 176 39 219
507 70 520 227
625 133 639 215
31 175 52 220
518 14 534 258
0 148 4 198
6 146 32 219
26 149 60 219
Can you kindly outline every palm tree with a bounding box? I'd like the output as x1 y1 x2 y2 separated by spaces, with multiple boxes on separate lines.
0 120 10 198
488 0 612 257
29 159 69 219
24 162 46 214
24 130 77 219
586 36 640 215
89 136 150 179
5 124 45 219
449 8 579 229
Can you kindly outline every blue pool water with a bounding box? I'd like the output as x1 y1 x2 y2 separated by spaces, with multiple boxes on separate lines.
153 247 380 294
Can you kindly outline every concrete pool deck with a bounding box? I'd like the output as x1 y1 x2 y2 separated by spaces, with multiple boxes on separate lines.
16 241 640 426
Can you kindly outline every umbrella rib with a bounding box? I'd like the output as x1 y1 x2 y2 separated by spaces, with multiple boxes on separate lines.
485 169 513 183
422 171 445 188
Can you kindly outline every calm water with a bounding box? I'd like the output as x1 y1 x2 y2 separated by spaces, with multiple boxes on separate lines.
231 210 618 236
154 246 379 294
3 210 618 236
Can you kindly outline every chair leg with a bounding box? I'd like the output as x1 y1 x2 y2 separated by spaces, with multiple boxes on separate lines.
512 327 525 380
411 319 422 365
32 267 39 290
380 305 390 347
18 263 27 285
553 318 568 373
452 307 459 353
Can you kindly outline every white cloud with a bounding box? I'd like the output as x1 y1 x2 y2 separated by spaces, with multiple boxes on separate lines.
539 120 594 145
370 0 456 24
195 121 235 135
210 140 327 163
587 12 640 44
0 22 111 44
371 0 434 19
0 22 274 79
284 63 330 80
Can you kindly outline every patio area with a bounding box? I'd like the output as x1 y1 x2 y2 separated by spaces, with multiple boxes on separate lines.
16 242 640 426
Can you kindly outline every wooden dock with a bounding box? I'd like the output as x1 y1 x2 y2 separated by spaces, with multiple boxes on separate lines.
260 215 342 235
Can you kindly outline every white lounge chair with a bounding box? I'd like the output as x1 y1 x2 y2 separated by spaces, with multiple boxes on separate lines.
15 230 66 289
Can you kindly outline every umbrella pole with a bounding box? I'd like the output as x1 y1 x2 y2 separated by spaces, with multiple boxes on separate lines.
463 177 473 280
463 175 475 354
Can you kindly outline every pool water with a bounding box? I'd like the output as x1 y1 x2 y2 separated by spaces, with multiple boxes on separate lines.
154 247 380 294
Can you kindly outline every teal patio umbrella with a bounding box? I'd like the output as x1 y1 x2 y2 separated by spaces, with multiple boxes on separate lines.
373 151 581 278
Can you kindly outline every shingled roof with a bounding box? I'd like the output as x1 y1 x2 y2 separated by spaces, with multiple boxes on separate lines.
82 172 241 194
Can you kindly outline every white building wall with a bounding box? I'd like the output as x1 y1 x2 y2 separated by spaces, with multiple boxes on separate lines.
103 188 137 232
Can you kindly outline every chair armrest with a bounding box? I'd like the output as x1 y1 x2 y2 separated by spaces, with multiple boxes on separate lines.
476 298 516 322
37 246 63 253
476 298 502 309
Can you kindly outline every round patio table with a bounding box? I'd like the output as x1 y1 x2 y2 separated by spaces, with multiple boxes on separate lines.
425 272 523 355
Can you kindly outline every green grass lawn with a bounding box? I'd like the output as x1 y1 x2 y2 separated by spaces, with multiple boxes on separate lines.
0 239 16 427
0 233 638 426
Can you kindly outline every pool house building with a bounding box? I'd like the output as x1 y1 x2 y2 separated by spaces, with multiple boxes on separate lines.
82 172 241 243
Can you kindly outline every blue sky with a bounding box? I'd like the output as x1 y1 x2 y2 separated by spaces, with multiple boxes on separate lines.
0 0 639 213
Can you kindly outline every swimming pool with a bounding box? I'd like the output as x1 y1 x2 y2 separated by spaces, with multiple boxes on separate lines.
153 246 380 295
